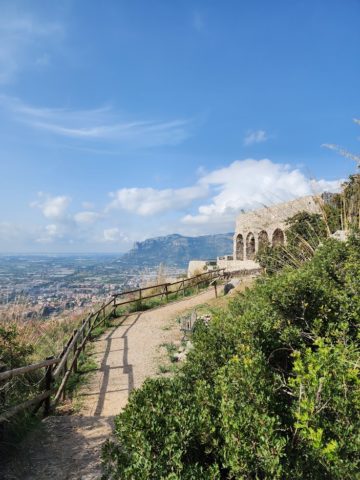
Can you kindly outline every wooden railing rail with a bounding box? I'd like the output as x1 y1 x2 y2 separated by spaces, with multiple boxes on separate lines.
0 358 59 382
112 269 225 308
0 268 227 426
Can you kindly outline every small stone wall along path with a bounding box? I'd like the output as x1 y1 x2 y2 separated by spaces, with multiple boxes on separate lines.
1 288 217 480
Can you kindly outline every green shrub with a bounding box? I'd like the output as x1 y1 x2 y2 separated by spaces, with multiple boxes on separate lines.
102 235 360 479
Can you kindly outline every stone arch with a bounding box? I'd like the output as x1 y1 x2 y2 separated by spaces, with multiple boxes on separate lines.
258 230 269 251
272 228 285 247
246 232 256 260
235 233 244 260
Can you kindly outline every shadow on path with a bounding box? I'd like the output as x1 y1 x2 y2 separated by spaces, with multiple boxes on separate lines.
0 415 115 480
94 313 142 417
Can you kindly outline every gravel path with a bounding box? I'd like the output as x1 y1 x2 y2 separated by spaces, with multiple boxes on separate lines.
1 287 217 480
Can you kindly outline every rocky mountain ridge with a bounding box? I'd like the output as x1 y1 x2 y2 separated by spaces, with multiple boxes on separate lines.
119 233 233 268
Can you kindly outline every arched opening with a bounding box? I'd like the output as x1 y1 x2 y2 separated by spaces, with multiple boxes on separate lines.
258 230 269 251
236 234 244 260
272 228 285 247
246 232 256 260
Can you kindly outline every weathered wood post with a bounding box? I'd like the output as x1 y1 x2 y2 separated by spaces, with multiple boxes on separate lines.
182 280 185 297
73 329 78 373
62 356 68 401
44 357 54 416
139 288 142 309
0 363 6 437
164 284 169 302
81 318 86 353
90 315 94 340
214 280 218 298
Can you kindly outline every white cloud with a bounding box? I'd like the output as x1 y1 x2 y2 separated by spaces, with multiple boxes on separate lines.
243 130 268 146
74 211 101 225
0 8 63 83
105 159 342 236
36 224 63 243
23 160 343 248
107 185 208 216
182 159 342 232
0 221 32 242
31 193 71 220
30 193 107 244
1 96 192 148
103 228 128 243
310 178 343 193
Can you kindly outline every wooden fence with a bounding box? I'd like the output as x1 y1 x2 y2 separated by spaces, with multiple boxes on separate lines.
0 268 226 426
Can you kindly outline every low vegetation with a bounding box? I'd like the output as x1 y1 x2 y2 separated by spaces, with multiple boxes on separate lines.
0 311 112 449
101 175 360 479
0 268 216 451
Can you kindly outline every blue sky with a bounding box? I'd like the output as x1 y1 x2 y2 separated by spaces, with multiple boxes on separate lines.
0 0 359 252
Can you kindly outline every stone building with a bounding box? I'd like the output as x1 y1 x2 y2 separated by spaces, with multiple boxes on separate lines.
217 195 321 272
188 195 322 276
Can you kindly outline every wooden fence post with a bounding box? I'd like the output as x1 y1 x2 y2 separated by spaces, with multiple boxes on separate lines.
164 284 169 302
182 280 185 297
44 357 54 416
214 280 218 298
81 318 86 353
0 363 6 437
88 316 93 341
139 289 142 309
73 329 78 373
62 357 68 401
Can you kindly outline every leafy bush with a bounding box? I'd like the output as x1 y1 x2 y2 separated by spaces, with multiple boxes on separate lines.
102 235 360 479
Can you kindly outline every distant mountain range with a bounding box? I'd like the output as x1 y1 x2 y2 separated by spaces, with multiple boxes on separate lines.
118 233 234 268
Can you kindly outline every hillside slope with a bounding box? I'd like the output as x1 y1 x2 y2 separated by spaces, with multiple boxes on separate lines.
119 233 233 267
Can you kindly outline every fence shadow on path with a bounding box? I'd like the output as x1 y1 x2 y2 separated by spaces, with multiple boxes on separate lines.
93 313 142 417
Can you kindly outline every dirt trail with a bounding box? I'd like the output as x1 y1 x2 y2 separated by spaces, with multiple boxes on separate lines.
1 288 217 480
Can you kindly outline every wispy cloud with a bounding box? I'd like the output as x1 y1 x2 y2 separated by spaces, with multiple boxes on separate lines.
0 96 193 148
30 193 71 220
30 192 106 245
192 11 206 32
102 228 128 243
0 7 64 82
107 185 208 216
243 129 269 146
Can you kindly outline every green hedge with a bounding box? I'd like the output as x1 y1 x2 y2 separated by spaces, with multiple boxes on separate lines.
102 236 360 479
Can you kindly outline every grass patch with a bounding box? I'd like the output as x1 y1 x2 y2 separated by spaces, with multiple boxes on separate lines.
157 363 179 375
160 342 178 363
64 349 98 412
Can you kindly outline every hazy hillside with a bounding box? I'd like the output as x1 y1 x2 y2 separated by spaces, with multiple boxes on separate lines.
119 233 233 268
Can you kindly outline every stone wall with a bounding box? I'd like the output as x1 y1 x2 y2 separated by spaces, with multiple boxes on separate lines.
217 258 259 272
187 260 218 277
233 195 321 262
187 195 322 275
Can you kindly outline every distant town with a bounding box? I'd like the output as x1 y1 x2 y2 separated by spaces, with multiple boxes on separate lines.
0 254 185 321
